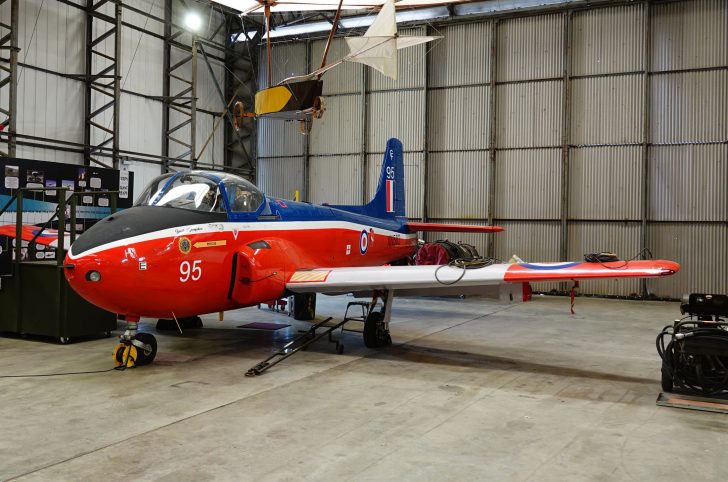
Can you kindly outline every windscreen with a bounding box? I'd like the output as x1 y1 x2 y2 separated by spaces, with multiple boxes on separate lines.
135 174 226 213
134 173 174 207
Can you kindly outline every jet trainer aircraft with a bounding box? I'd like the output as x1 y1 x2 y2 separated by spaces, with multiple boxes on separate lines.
62 138 679 367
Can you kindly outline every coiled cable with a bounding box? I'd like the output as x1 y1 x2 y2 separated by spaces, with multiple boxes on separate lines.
434 256 501 286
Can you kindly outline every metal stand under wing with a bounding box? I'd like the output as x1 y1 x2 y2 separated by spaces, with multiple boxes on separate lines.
245 301 369 376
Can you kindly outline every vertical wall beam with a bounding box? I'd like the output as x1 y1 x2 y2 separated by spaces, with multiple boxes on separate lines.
190 36 198 168
0 0 19 157
223 16 232 170
112 0 121 167
162 1 197 170
360 64 368 205
84 0 122 169
486 20 499 258
559 10 573 262
161 0 171 172
83 0 93 166
422 25 430 222
303 40 311 201
640 0 652 297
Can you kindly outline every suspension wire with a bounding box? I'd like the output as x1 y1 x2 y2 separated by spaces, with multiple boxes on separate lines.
16 0 47 86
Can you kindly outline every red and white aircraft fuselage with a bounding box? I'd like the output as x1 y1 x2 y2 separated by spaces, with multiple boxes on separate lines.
58 138 678 366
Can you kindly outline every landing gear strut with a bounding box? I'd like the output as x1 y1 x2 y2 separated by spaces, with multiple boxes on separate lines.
363 289 394 348
113 316 158 368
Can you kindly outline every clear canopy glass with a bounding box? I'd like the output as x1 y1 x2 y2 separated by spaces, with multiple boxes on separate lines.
134 172 264 214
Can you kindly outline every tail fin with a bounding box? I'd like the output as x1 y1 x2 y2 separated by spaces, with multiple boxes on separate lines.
329 138 406 219
367 138 406 219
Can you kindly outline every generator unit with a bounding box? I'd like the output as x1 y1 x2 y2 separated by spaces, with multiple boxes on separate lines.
657 293 728 395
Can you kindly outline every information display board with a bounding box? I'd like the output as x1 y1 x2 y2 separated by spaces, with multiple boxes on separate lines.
0 157 134 270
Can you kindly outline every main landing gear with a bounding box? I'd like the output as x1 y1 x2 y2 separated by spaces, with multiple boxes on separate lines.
246 289 396 376
363 289 394 349
112 316 158 368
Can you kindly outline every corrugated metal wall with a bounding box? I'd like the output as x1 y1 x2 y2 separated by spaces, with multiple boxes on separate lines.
2 0 227 199
257 0 727 299
13 0 86 165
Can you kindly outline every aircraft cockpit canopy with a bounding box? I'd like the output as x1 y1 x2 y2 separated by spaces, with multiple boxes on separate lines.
134 171 264 214
220 174 264 213
135 173 226 213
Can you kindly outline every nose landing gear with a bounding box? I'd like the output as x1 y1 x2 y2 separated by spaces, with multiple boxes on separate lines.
113 317 158 368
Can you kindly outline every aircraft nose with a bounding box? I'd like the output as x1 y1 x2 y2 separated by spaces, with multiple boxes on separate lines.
64 250 129 315
64 252 102 290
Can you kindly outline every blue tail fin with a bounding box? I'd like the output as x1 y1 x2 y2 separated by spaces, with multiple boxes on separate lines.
367 138 406 219
329 138 406 219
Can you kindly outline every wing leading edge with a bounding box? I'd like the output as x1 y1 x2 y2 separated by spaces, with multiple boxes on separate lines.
286 260 680 294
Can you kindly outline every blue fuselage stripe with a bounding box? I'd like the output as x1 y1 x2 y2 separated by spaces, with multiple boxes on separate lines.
519 262 582 270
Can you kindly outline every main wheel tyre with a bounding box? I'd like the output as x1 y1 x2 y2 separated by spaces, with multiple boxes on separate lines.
133 333 158 366
293 293 316 321
363 311 392 348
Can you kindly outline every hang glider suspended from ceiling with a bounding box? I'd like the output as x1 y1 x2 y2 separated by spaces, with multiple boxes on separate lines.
233 0 440 133
211 0 475 14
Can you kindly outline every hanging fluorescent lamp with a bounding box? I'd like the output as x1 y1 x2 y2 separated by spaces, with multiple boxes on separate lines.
265 6 450 38
340 6 449 29
454 0 583 16
268 20 333 38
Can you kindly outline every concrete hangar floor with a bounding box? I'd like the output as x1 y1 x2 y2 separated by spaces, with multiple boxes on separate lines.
0 295 725 481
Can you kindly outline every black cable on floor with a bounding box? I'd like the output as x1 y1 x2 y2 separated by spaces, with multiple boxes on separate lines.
0 366 126 379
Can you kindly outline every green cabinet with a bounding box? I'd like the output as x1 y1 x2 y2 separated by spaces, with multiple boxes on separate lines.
0 262 116 340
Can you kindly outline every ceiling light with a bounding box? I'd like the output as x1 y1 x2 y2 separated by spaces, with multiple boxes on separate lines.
184 12 203 31
268 20 333 38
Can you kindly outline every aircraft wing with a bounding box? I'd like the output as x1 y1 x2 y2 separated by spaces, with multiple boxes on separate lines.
0 224 71 249
286 260 680 294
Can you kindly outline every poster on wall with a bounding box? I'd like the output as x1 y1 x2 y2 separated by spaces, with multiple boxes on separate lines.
0 156 135 271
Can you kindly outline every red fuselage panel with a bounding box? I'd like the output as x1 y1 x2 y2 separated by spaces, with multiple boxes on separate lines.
65 223 417 318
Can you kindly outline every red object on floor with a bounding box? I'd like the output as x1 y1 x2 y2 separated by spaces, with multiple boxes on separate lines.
522 282 532 302
265 299 288 310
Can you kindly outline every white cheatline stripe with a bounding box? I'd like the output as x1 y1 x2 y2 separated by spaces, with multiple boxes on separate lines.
68 220 416 259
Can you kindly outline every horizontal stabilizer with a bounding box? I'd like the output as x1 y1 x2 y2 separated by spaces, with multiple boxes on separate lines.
406 222 504 233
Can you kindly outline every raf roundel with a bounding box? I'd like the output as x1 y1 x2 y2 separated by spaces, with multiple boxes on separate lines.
359 230 369 255
178 237 192 255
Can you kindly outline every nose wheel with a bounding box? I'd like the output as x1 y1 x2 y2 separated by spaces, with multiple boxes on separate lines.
113 317 158 368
